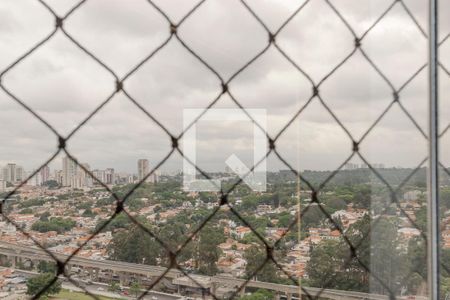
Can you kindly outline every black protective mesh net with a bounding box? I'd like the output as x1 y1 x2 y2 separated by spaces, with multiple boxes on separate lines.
0 0 449 299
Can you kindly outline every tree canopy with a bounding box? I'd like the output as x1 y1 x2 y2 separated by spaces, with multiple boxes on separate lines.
26 273 61 299
31 217 76 234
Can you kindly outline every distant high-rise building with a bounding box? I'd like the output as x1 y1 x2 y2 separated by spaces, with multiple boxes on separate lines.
114 173 121 184
54 170 63 185
105 168 115 185
15 166 24 182
149 170 159 183
40 166 50 183
138 159 149 181
0 180 6 192
2 163 24 183
30 165 51 185
92 168 115 185
62 157 92 188
79 163 93 188
62 156 77 187
92 169 105 184
3 164 14 183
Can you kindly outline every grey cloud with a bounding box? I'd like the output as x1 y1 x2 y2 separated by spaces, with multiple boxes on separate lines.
0 0 448 174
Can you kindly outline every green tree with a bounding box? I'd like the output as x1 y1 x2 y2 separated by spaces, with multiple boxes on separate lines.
95 213 131 232
108 225 160 265
306 215 410 294
197 225 225 275
306 239 344 289
441 187 450 210
95 197 115 207
408 237 426 281
26 273 61 299
156 221 189 266
244 246 279 283
108 281 120 293
37 261 56 274
19 208 33 214
130 281 142 298
43 180 59 189
240 233 261 244
277 212 293 228
239 289 274 300
412 206 427 234
127 198 145 212
82 208 96 217
307 215 372 292
19 198 46 208
369 221 410 294
324 196 347 212
301 204 325 229
441 248 450 277
352 184 372 209
76 201 93 210
31 217 76 234
407 273 423 295
39 212 51 221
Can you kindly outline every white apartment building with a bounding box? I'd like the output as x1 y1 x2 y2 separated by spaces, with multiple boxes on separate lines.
0 180 6 192
62 157 93 189
1 163 24 184
137 159 159 183
137 159 149 181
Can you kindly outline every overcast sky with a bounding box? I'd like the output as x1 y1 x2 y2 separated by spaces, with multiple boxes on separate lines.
0 0 449 175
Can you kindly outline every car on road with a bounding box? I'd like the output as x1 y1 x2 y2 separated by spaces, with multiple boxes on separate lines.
97 287 105 291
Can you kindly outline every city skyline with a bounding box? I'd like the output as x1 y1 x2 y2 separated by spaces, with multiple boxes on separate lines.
0 156 163 190
0 158 400 179
0 155 403 192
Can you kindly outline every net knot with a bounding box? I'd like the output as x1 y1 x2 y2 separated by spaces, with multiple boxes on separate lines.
115 202 124 214
115 80 123 92
221 83 228 94
268 138 276 150
219 194 228 206
393 92 399 102
56 260 65 275
312 86 319 97
55 17 63 28
170 24 177 34
171 136 178 148
58 137 66 149
266 245 274 259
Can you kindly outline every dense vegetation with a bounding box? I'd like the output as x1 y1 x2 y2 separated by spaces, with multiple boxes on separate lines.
306 215 428 294
107 217 225 275
31 217 76 234
26 273 61 299
11 168 450 297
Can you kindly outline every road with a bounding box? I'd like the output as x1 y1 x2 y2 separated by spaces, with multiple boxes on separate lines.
0 241 428 300
2 267 181 300
62 281 182 300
